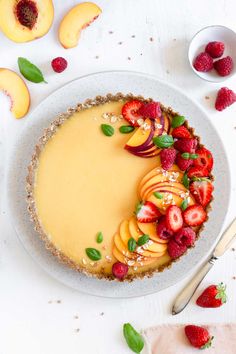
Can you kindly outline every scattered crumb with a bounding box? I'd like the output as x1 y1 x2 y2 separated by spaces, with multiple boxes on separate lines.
166 70 170 74
100 312 104 316
149 37 154 42
131 35 135 38
232 248 235 251
75 328 80 333
57 300 61 304
48 300 52 304
74 315 79 319
118 41 123 45
95 55 99 59
140 53 143 56
108 31 113 34
173 38 177 41
102 245 107 250
205 96 210 100
127 57 131 60
232 276 236 280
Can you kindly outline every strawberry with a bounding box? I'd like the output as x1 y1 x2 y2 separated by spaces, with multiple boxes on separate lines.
185 325 213 349
183 205 207 226
193 148 213 172
157 216 174 240
135 201 161 223
172 126 191 138
190 180 213 207
168 239 187 259
160 148 177 170
166 205 183 232
138 101 161 119
122 100 144 126
174 138 198 153
174 227 196 247
196 283 227 308
187 166 209 178
176 152 193 171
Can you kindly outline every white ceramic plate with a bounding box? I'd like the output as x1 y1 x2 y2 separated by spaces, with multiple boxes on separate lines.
7 71 230 298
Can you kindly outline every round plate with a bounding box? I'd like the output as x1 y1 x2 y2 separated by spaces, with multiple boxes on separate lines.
7 71 230 298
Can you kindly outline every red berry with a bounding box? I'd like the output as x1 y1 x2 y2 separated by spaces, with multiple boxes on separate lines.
193 52 213 72
193 147 213 172
122 100 144 126
157 217 174 240
183 205 207 226
51 57 68 73
190 180 214 207
138 101 161 119
174 138 198 153
196 283 227 308
187 166 209 178
215 87 236 111
185 325 213 349
172 126 191 138
175 152 193 171
214 56 233 76
112 262 128 279
168 239 187 259
135 201 161 223
205 41 225 58
166 205 183 232
160 148 177 170
175 227 196 247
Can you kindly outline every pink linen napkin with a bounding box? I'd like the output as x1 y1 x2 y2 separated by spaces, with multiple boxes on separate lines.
142 323 236 354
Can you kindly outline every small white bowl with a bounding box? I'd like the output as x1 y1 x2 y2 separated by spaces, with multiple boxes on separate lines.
188 25 236 83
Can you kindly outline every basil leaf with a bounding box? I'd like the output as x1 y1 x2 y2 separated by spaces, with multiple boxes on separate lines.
192 177 210 182
135 202 143 215
153 191 163 199
137 234 149 246
96 232 103 244
128 238 136 252
101 124 114 136
18 57 46 83
123 323 144 354
153 135 174 148
85 248 101 261
181 199 188 211
181 153 199 160
182 173 190 189
171 115 185 128
119 125 135 134
190 153 199 159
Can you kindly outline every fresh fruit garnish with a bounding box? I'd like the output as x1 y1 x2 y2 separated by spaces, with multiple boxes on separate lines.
119 125 135 134
182 173 190 189
183 205 207 226
166 205 183 232
190 180 213 207
138 101 161 119
123 323 144 354
135 201 161 223
51 57 68 73
168 239 187 259
205 41 225 58
137 234 149 246
153 134 174 148
185 325 213 349
85 247 102 261
174 227 196 247
125 118 155 156
176 152 193 171
180 198 188 211
215 87 236 111
96 231 103 243
187 166 209 178
128 237 137 252
101 123 114 136
172 126 191 138
122 100 144 126
153 191 163 199
196 283 227 308
18 57 46 83
174 138 197 153
157 217 174 240
193 52 213 72
112 262 128 279
214 56 233 76
171 115 185 128
193 147 213 172
160 147 177 170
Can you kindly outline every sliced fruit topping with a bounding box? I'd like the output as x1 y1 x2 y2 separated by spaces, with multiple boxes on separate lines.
160 148 177 170
172 125 191 138
138 101 161 119
185 325 213 349
112 262 128 279
196 282 227 308
171 115 185 128
157 217 174 240
183 205 207 226
174 138 197 153
153 134 174 148
174 227 196 247
187 166 209 178
193 147 213 172
176 152 193 171
122 100 144 126
135 201 161 223
166 205 183 232
168 239 187 259
190 180 213 207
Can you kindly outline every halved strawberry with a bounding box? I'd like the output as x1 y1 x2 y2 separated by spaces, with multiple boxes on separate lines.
135 201 161 223
187 166 209 178
183 205 207 226
166 205 183 232
121 100 144 126
190 180 213 207
193 147 214 172
172 126 191 138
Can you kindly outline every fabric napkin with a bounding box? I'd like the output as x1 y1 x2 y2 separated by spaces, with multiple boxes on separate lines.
142 323 236 354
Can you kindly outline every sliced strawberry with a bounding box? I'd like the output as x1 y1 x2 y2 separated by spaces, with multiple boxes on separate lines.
176 152 193 171
193 147 214 172
166 205 183 232
172 126 191 138
187 166 209 178
190 180 213 207
135 201 161 223
183 205 207 226
174 138 198 153
121 100 144 126
138 101 161 119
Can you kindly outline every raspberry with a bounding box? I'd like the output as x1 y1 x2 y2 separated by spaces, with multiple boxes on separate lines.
168 239 187 259
51 57 68 73
174 227 196 247
174 138 198 153
205 41 225 58
172 126 191 139
138 101 161 119
175 152 193 171
214 56 233 76
215 87 236 111
157 217 173 240
193 52 213 72
160 148 177 170
112 262 128 279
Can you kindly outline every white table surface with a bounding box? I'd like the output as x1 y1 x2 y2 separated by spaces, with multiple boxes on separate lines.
0 1 236 353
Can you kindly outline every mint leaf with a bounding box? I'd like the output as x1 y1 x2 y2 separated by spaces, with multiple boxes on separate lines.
128 238 137 252
153 135 174 148
123 323 144 353
153 191 163 199
85 248 101 261
181 199 188 211
137 234 149 246
119 125 135 134
96 232 103 244
101 124 114 136
171 115 185 128
18 57 46 83
182 173 190 189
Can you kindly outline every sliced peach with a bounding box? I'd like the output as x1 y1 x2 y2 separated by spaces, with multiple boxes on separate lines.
119 219 132 245
0 0 54 43
113 233 136 260
137 222 168 244
112 246 156 267
0 68 30 119
143 181 186 200
58 2 102 49
128 216 142 241
125 118 153 149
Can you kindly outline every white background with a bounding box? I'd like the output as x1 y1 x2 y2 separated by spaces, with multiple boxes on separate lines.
0 1 236 353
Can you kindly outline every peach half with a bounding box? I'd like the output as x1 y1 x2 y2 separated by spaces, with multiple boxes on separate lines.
0 0 54 43
59 2 102 49
0 69 30 119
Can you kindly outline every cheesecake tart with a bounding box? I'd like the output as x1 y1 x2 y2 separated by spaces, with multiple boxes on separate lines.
26 93 214 281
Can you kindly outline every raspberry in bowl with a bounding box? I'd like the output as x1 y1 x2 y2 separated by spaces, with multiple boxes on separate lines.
188 25 236 82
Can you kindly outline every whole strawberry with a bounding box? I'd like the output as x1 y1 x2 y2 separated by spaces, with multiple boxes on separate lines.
160 148 177 170
185 325 213 349
215 87 236 111
196 283 227 308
